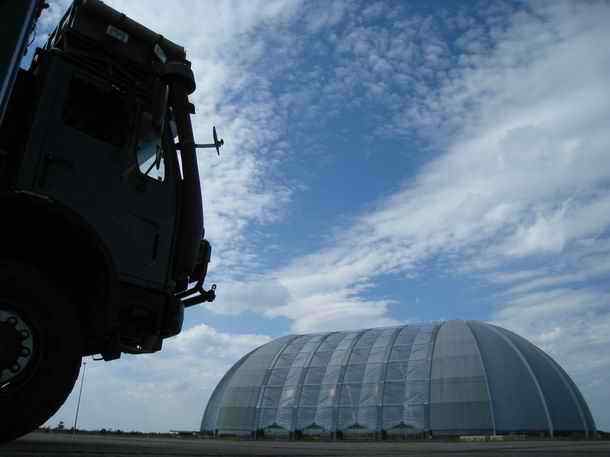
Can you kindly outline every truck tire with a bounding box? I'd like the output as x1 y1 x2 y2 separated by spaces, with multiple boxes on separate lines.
0 261 82 443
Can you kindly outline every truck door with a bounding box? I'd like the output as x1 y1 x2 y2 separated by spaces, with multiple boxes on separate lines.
20 56 177 288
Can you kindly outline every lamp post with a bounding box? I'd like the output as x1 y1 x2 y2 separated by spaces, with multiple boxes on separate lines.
72 360 87 433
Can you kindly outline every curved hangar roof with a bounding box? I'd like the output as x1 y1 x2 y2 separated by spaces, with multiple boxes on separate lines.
202 321 595 437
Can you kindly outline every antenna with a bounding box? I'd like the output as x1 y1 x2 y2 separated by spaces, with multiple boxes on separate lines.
73 360 87 433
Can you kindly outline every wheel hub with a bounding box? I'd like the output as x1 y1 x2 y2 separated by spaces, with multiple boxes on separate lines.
0 310 34 385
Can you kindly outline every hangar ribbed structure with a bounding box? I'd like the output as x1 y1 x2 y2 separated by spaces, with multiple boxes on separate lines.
201 321 595 438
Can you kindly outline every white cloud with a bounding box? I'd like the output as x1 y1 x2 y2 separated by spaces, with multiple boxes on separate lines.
49 324 270 432
204 277 291 315
182 3 610 356
346 4 603 270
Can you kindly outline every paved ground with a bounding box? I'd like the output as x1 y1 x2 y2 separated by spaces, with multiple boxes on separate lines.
2 432 609 457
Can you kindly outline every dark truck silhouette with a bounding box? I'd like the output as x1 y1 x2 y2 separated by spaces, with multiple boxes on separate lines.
0 0 218 441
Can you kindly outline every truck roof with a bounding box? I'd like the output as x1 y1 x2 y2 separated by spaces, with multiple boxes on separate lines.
46 0 188 69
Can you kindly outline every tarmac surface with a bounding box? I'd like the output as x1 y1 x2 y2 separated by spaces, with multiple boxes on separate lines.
2 432 610 457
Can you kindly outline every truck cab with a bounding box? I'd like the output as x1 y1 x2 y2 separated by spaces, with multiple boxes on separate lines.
0 0 216 441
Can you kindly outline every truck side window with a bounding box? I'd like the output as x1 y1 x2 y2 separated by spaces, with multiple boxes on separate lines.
62 76 128 147
136 111 165 182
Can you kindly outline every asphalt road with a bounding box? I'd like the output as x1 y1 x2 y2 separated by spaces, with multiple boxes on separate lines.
2 433 609 457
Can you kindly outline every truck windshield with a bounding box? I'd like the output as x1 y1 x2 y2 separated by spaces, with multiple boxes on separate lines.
136 111 165 182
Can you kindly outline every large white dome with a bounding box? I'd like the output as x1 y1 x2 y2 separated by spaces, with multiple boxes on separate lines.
201 320 595 438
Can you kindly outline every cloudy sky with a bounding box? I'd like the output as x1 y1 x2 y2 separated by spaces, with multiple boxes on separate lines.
33 0 610 432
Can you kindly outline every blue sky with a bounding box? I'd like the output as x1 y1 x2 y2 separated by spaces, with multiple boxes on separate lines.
34 0 610 432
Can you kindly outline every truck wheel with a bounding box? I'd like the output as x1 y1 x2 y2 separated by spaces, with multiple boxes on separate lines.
0 261 82 443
